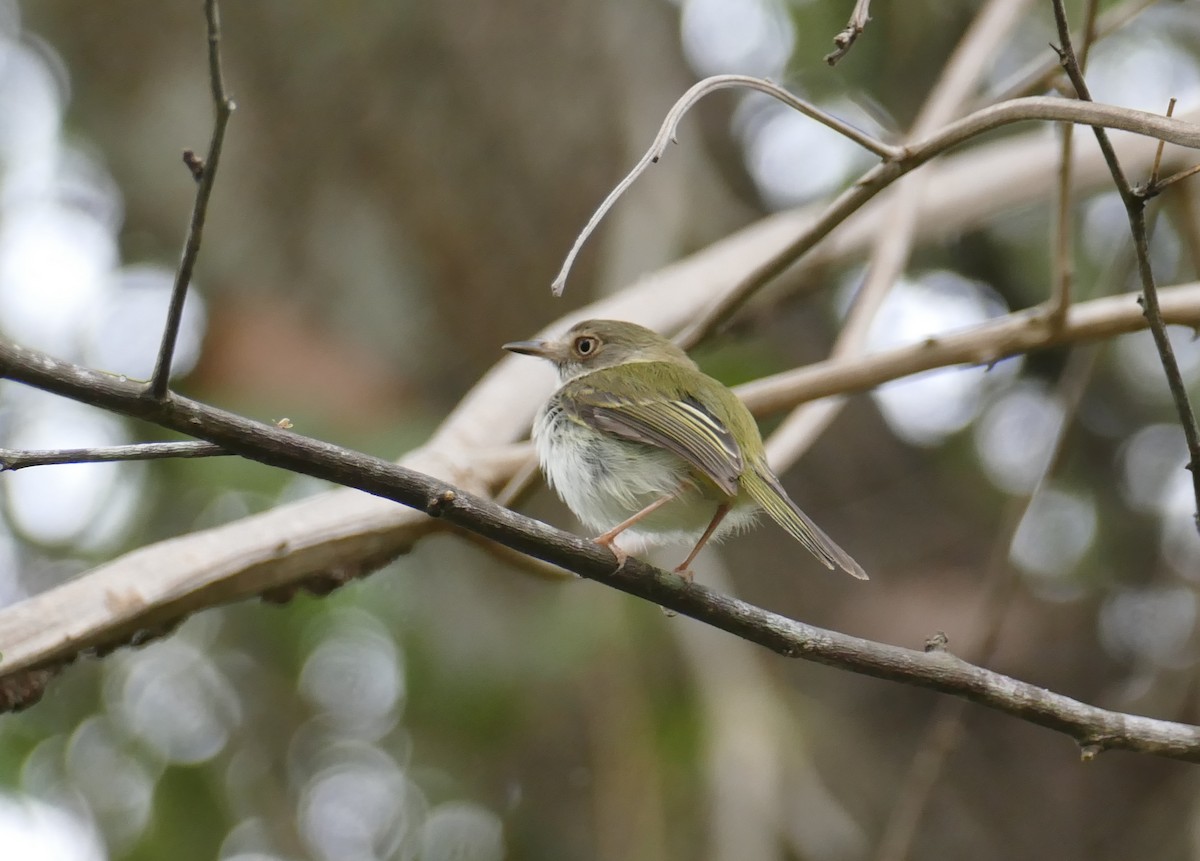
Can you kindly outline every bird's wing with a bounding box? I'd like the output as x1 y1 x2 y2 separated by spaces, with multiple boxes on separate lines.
562 386 744 496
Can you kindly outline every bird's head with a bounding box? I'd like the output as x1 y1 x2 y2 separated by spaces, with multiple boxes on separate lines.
503 319 694 383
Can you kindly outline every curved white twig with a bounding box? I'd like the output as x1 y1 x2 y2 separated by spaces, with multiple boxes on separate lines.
550 75 898 296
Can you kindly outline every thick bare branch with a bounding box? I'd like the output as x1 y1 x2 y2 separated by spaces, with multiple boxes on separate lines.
1 339 1200 760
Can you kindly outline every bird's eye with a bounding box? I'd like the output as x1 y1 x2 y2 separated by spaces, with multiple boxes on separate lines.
574 336 598 356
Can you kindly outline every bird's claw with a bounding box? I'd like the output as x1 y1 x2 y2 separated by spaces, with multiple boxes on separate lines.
672 565 694 583
593 536 629 571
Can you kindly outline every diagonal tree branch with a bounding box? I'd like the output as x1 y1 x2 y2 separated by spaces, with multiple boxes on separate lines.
553 77 1200 310
2 337 1200 761
2 281 1198 698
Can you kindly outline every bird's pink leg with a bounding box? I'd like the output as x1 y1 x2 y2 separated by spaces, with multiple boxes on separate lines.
672 503 731 581
593 491 681 568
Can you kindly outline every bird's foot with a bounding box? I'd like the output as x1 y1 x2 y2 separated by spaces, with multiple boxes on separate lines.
672 564 694 583
593 535 629 571
658 565 696 617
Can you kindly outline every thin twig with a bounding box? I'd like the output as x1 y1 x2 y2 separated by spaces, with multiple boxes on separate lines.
825 0 873 66
1052 0 1200 531
2 340 1200 761
1047 0 1097 325
0 441 227 471
1148 162 1200 197
1051 119 1077 325
550 75 899 296
1150 98 1177 188
147 0 235 399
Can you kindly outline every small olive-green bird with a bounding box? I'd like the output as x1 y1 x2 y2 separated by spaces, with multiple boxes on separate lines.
503 319 866 580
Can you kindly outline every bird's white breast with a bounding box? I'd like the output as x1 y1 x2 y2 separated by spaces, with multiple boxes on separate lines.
533 397 757 548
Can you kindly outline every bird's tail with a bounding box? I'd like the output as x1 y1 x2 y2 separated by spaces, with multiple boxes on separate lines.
741 465 868 580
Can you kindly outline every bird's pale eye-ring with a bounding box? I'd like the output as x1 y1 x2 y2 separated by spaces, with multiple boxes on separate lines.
573 336 599 357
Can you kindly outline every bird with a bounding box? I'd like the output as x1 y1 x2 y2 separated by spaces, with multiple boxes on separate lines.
503 319 866 581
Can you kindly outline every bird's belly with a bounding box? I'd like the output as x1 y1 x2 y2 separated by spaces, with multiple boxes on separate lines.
533 404 757 547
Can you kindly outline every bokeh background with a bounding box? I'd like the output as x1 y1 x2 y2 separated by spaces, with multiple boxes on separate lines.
2 0 1200 859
